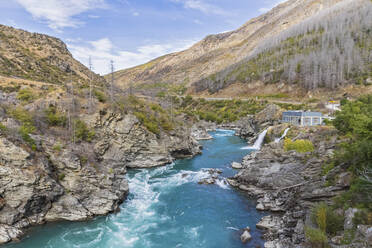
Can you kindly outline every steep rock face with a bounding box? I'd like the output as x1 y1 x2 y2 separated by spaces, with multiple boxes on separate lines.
113 0 344 92
0 110 200 244
232 104 283 142
89 111 201 168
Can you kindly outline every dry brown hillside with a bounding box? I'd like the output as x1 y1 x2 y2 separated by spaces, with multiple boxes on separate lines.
0 24 106 86
111 0 345 92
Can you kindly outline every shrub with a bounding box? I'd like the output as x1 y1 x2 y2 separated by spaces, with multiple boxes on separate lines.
19 124 36 150
94 90 107 103
353 209 372 226
53 144 62 152
80 156 88 165
74 120 95 142
58 173 65 181
45 106 67 126
160 115 173 131
134 111 160 135
150 103 165 113
0 123 7 132
17 88 36 102
321 162 335 176
311 203 344 235
305 226 329 248
284 138 314 153
10 107 34 124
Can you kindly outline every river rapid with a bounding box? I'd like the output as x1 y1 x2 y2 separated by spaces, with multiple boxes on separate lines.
4 129 266 248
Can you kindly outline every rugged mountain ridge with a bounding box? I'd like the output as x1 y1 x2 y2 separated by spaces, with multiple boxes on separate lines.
112 0 347 94
0 24 105 86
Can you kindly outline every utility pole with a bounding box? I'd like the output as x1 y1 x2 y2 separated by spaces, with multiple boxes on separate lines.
89 56 93 113
70 69 76 145
110 60 114 103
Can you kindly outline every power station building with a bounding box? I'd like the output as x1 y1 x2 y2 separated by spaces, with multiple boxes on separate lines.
282 111 324 126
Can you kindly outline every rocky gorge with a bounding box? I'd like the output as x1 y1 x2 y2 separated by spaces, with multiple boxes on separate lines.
0 91 201 244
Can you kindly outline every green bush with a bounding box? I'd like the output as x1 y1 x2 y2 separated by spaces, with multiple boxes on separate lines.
74 119 95 142
94 90 107 103
284 138 314 153
331 95 372 209
305 226 329 248
160 115 174 131
10 107 34 124
17 88 36 102
134 112 160 135
58 173 65 181
45 106 67 126
353 209 372 226
0 123 7 133
321 162 335 176
53 144 62 152
19 124 36 150
311 203 344 235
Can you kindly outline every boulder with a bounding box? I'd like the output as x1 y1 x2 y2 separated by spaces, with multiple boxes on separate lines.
231 162 243 169
256 215 282 231
240 229 252 243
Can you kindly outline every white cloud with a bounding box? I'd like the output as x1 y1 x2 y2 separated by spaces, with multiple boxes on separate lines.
15 0 106 31
68 38 196 75
171 0 228 15
259 0 287 13
88 15 100 19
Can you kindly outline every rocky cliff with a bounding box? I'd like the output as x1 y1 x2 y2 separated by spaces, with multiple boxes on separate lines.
0 99 200 244
228 124 371 247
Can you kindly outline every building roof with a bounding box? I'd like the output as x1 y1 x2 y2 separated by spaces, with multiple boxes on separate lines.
283 111 322 117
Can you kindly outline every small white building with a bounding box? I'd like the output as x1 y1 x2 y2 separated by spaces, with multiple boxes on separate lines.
282 111 325 126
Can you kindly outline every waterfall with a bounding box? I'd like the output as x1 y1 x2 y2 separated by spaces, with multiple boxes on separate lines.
275 128 290 143
241 129 268 150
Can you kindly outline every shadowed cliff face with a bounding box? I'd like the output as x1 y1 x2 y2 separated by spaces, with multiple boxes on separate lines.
111 0 345 93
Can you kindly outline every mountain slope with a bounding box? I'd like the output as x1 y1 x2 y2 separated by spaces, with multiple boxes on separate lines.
0 24 105 86
192 0 372 94
112 0 347 94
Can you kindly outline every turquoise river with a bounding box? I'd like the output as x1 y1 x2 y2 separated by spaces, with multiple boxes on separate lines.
4 129 266 248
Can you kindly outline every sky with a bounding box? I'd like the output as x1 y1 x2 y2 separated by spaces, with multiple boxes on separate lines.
0 0 285 75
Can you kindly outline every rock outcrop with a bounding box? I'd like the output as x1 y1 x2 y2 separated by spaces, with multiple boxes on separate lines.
228 125 364 247
0 110 200 244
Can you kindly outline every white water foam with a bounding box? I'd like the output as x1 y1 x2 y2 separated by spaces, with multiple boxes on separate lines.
275 128 290 143
241 129 268 150
214 129 236 137
215 178 230 190
100 165 215 248
226 227 239 231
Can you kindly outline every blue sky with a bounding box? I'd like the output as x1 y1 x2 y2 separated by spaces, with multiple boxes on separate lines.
0 0 284 75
